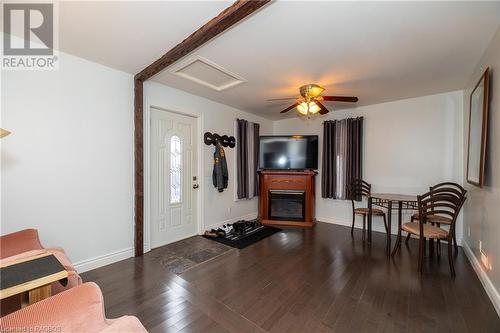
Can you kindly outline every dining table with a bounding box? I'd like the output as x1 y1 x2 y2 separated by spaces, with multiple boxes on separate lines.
367 193 418 255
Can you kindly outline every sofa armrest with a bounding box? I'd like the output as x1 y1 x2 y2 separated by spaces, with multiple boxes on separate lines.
46 246 66 254
46 248 76 271
52 269 83 294
0 282 108 333
0 249 48 265
0 229 43 259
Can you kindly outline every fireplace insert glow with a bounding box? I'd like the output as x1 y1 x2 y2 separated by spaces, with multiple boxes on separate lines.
268 190 306 221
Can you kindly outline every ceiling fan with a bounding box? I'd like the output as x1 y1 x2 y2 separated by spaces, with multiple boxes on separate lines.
268 84 358 116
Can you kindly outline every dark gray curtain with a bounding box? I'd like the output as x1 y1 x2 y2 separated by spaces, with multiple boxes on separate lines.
236 119 260 199
253 123 260 196
236 119 248 199
322 117 363 199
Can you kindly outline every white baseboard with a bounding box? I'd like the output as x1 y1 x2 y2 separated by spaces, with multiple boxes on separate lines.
317 216 462 246
462 241 500 317
202 212 259 233
73 247 134 273
318 216 398 235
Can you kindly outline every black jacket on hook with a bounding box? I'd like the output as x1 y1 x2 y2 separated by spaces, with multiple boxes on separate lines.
213 141 228 192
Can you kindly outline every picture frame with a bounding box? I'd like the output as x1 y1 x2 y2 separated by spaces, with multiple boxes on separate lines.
466 67 490 187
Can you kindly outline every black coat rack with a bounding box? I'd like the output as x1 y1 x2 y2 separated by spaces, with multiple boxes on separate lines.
204 132 236 148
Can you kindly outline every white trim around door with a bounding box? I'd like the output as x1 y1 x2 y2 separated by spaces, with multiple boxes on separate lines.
143 101 204 253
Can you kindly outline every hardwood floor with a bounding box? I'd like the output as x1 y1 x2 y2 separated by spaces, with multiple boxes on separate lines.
81 223 500 332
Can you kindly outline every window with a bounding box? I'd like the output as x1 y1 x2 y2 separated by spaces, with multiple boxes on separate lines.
170 135 182 204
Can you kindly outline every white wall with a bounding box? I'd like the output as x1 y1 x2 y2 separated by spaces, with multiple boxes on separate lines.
1 52 272 271
462 26 500 315
273 92 464 237
144 82 272 244
1 51 135 271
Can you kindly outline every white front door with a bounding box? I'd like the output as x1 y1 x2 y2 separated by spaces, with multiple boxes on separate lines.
150 108 198 249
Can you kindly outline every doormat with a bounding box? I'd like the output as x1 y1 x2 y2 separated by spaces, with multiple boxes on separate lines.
203 226 281 249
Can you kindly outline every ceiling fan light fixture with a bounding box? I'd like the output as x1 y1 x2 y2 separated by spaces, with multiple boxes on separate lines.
275 84 357 116
308 84 325 98
300 84 325 98
296 101 320 115
308 102 320 114
297 102 309 115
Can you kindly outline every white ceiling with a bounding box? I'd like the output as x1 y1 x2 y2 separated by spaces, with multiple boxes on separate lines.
43 2 500 119
57 1 231 74
152 1 500 119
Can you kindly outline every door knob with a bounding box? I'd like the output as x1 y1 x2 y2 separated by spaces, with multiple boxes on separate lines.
193 184 199 189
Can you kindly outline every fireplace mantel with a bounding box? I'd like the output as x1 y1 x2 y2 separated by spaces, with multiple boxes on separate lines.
258 170 317 228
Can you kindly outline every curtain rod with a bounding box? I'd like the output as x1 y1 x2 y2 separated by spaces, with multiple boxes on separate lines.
323 116 363 124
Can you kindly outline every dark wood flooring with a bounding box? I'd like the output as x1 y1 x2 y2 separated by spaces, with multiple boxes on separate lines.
81 222 500 333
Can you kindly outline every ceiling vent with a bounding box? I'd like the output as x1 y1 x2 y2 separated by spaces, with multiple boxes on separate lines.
171 56 246 91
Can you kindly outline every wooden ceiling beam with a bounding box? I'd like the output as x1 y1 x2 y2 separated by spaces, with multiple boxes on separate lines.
135 0 271 82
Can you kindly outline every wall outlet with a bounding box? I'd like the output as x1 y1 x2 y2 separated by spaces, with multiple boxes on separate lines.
468 226 471 237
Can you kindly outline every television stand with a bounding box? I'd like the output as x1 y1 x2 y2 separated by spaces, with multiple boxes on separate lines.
258 170 317 228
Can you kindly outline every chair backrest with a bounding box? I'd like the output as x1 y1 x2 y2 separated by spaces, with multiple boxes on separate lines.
417 188 465 239
348 179 371 202
428 182 467 214
430 182 467 199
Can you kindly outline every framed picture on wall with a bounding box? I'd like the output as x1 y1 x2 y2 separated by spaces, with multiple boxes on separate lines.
466 67 490 187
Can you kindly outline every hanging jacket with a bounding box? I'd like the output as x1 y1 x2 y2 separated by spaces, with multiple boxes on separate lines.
213 141 228 192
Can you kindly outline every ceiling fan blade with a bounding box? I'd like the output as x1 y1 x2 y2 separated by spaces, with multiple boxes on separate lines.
280 103 299 113
267 97 297 101
315 100 330 115
322 96 359 103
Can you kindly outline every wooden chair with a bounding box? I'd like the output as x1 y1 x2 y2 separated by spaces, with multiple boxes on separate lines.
393 188 465 276
407 182 466 254
349 179 388 240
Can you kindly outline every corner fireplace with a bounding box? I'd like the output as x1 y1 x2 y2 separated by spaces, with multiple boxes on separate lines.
259 170 316 228
268 190 305 221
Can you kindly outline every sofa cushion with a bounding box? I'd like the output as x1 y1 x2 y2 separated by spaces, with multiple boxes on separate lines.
1 283 110 332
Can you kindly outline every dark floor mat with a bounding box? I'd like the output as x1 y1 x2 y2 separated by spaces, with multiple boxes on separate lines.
203 226 281 249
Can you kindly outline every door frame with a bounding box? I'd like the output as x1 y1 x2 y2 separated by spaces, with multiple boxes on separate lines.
143 101 204 253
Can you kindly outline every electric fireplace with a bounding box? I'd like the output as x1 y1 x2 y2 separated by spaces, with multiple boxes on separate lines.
268 190 305 221
258 170 316 228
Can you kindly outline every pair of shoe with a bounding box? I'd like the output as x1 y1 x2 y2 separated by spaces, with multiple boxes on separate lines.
203 228 226 238
221 224 232 233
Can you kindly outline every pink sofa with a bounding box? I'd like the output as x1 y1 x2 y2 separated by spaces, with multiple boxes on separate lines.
0 282 147 333
0 229 82 315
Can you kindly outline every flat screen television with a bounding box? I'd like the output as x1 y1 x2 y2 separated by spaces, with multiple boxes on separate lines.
259 135 318 170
